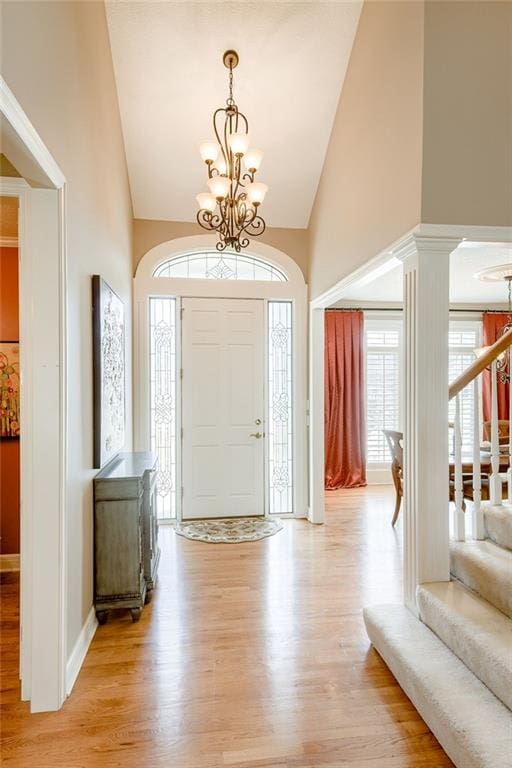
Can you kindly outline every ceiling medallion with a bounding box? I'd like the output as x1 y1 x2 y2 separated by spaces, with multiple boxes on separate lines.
195 50 268 252
475 263 512 283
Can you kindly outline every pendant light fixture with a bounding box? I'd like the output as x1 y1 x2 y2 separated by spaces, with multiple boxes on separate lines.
195 50 268 252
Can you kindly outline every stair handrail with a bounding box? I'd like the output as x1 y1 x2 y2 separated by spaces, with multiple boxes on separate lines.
449 326 512 401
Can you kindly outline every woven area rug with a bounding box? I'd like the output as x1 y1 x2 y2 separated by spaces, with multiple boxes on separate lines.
175 517 283 544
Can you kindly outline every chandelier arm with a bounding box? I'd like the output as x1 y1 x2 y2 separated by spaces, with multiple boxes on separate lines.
196 210 223 232
213 108 229 173
218 198 231 241
223 110 234 194
231 111 249 199
239 212 266 239
233 155 244 199
236 110 249 134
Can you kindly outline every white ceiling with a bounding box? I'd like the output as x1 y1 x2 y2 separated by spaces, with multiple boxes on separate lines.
333 244 512 306
106 1 362 228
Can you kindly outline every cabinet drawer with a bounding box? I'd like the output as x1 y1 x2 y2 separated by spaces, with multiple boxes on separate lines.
95 477 143 501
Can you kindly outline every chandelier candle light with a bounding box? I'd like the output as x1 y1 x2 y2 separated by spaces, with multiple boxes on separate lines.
196 50 268 252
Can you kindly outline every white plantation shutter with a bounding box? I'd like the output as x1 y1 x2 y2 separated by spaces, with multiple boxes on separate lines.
365 321 402 463
364 317 482 465
448 322 482 452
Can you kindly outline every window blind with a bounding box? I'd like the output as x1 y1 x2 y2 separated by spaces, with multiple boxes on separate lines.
365 323 401 463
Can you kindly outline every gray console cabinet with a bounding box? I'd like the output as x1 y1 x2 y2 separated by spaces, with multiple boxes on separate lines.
94 452 159 623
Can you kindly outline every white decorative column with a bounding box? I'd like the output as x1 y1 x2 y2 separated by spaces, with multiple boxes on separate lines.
394 234 461 612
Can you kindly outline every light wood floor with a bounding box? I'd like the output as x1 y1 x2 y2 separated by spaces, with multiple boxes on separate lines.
1 486 453 767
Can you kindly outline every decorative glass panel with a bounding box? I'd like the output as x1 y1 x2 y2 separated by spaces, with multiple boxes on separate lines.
153 251 287 282
149 297 176 519
268 301 293 514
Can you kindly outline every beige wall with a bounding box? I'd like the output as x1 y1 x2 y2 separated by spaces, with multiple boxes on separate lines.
308 1 424 299
133 218 309 281
1 2 133 655
422 1 512 225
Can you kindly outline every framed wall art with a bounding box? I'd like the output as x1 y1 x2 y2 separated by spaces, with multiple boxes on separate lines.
92 275 125 468
0 342 20 438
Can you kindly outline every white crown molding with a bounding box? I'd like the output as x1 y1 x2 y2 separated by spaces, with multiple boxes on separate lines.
0 177 30 192
311 226 417 309
65 607 97 696
0 236 18 247
393 233 463 262
311 222 512 309
417 223 512 243
0 77 65 189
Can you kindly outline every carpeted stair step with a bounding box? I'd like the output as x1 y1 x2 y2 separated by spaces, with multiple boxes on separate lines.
417 581 512 709
364 604 512 768
484 503 512 551
450 539 512 618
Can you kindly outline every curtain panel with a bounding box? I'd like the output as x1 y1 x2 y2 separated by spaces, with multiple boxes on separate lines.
324 310 366 489
482 312 510 423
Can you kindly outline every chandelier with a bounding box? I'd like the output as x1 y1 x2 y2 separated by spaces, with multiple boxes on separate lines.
195 50 268 252
475 265 512 383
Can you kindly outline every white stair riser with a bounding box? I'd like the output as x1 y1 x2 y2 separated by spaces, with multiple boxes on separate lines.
364 604 512 768
417 584 512 710
484 505 512 551
450 540 512 619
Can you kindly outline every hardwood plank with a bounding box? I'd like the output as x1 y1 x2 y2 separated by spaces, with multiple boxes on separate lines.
0 487 454 766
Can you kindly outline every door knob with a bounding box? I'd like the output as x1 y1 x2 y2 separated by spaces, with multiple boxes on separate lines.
250 432 264 439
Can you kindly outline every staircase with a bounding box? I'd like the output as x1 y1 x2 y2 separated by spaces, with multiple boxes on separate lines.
364 329 512 768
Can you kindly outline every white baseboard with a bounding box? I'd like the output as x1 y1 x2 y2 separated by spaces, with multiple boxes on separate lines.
0 553 20 571
66 606 98 696
367 468 393 485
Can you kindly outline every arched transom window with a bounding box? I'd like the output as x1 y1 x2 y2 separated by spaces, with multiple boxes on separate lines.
153 250 288 282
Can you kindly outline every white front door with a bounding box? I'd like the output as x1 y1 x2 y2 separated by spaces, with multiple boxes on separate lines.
181 297 265 519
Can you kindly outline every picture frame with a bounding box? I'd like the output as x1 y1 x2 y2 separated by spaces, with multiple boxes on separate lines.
92 275 126 469
0 341 20 439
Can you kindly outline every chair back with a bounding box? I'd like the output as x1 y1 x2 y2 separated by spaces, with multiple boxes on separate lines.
483 420 509 445
383 430 403 470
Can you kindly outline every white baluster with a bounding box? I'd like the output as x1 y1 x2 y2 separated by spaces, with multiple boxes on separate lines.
490 360 502 505
508 347 512 504
453 393 465 541
473 376 484 539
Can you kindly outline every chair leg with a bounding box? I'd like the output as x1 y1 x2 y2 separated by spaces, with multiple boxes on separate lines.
391 493 402 527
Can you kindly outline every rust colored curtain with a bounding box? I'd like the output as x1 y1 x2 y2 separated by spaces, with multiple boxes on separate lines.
482 312 510 421
324 310 366 489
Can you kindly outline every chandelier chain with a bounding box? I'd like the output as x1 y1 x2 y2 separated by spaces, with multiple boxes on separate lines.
227 62 234 107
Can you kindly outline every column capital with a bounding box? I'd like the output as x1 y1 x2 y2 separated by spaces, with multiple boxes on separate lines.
392 232 462 263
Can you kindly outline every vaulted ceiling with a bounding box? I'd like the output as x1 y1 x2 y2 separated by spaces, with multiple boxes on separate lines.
106 1 362 228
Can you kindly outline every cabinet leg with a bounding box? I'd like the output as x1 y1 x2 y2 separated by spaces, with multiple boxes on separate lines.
130 607 142 622
145 588 153 604
96 610 109 625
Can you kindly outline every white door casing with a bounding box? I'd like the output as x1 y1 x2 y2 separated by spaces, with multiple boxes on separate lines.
182 298 265 519
134 235 308 520
1 76 68 712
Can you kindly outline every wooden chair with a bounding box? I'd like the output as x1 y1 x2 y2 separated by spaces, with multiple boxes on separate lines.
483 420 509 446
383 430 404 527
383 429 477 526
